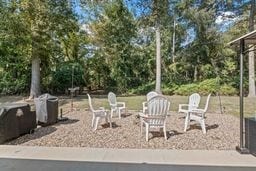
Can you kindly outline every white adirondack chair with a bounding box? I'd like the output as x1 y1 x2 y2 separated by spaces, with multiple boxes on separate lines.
184 94 211 134
108 92 126 119
178 93 201 116
87 94 112 130
142 91 158 113
139 95 170 141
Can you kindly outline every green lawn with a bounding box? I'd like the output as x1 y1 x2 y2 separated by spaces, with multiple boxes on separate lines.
1 95 256 117
59 95 256 117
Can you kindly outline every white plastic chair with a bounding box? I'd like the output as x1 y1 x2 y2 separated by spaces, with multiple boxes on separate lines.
178 93 201 116
87 94 112 130
108 92 126 119
184 94 211 134
142 91 158 113
139 95 170 141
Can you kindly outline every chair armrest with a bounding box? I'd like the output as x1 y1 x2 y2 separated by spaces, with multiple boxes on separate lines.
99 107 105 110
94 109 107 115
142 101 147 108
139 112 148 118
109 103 117 108
189 108 205 113
117 102 125 108
94 109 105 112
178 104 188 112
178 104 198 111
142 101 147 113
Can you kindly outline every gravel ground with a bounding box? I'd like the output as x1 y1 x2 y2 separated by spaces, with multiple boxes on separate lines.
5 110 239 150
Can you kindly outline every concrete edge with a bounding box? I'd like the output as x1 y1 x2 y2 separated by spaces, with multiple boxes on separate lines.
0 145 255 167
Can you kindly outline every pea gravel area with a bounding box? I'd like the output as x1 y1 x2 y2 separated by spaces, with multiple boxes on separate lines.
5 110 239 150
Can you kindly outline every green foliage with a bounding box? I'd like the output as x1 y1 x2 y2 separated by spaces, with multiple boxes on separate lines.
51 63 86 94
129 82 155 95
90 0 138 93
198 78 219 95
174 83 199 96
174 79 238 96
219 84 238 96
0 0 250 96
0 73 28 95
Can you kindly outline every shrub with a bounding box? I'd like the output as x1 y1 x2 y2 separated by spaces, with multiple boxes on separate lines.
0 73 28 95
198 78 218 95
219 84 238 96
174 83 198 96
129 82 155 95
162 84 179 95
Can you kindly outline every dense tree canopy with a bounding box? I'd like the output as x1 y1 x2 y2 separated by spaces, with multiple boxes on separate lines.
0 0 255 96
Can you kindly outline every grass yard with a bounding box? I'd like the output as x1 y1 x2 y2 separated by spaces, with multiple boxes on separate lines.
56 95 256 117
1 95 256 117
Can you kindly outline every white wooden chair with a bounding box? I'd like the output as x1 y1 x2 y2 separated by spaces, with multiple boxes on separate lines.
139 95 170 141
142 91 158 113
108 92 126 119
184 94 211 134
87 94 112 130
178 93 201 116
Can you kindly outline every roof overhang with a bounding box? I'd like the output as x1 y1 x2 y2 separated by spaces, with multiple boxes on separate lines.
228 30 256 45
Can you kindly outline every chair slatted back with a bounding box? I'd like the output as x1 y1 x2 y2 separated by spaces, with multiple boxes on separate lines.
87 94 95 112
108 92 117 106
188 93 201 111
146 91 158 101
203 94 211 113
147 95 170 125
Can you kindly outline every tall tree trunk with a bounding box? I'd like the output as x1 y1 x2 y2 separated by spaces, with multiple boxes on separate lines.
194 65 198 82
172 19 176 63
194 56 199 82
248 0 256 97
155 21 161 93
29 57 41 98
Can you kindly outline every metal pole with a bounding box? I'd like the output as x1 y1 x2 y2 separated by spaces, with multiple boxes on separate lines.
71 65 74 111
239 39 244 149
236 38 250 154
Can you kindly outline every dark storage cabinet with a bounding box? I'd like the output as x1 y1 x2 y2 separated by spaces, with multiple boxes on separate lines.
245 117 256 157
34 94 58 126
42 97 58 126
0 103 36 144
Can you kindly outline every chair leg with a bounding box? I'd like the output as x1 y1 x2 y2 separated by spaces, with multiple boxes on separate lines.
146 124 149 141
184 113 190 132
163 125 167 140
108 116 112 128
201 119 206 134
110 109 114 118
140 119 143 136
91 116 95 128
94 117 100 130
118 108 121 119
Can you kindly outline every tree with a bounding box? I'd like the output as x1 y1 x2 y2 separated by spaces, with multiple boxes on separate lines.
22 0 78 98
0 0 81 97
136 0 171 93
89 0 137 92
